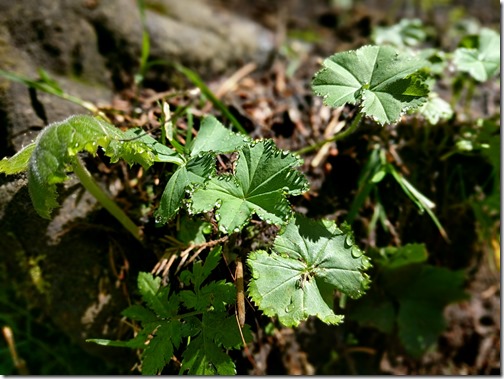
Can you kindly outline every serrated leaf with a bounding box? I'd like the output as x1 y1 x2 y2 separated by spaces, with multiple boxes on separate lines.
142 320 184 375
180 312 247 375
189 115 249 156
454 28 500 82
155 116 247 224
181 281 235 312
137 272 178 318
189 140 309 233
247 214 371 327
20 115 180 219
0 143 36 174
121 304 158 322
155 153 214 224
181 246 222 289
106 128 183 167
312 45 429 124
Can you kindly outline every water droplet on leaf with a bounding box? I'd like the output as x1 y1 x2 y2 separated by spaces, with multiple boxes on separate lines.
351 246 363 258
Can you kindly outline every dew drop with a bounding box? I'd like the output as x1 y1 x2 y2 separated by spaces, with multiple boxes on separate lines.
345 234 353 247
281 151 289 157
351 246 363 258
233 227 240 233
74 143 79 148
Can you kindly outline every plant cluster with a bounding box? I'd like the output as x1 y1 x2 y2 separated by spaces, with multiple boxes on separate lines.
0 16 499 374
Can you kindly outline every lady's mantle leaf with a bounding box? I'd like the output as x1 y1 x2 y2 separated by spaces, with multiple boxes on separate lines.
247 214 371 327
188 140 309 233
312 45 429 125
22 115 181 219
155 116 249 224
454 27 500 82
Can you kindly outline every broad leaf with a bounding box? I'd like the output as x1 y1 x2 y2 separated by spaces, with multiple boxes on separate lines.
248 214 371 327
155 116 248 224
373 18 427 48
5 115 181 219
454 28 500 82
189 116 250 156
189 140 309 233
312 45 429 124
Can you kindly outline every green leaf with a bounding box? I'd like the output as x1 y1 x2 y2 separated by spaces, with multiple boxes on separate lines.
154 153 214 224
177 217 212 245
418 92 453 124
141 320 184 375
397 299 446 357
137 272 178 318
348 295 396 334
27 115 118 218
376 243 429 269
155 116 248 224
385 264 468 356
312 45 429 125
189 140 309 233
188 115 250 156
180 312 249 375
454 28 500 82
107 128 183 166
248 214 371 327
121 304 158 323
20 115 180 219
373 18 427 48
0 143 36 174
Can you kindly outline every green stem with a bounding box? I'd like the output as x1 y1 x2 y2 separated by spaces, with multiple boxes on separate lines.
70 156 142 241
296 112 363 155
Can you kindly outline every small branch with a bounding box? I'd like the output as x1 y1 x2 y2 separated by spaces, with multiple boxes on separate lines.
296 112 363 155
71 155 142 241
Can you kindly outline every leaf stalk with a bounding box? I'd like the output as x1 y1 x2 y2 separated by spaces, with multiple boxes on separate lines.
71 155 142 241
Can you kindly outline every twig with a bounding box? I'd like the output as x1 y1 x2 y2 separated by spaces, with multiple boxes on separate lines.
2 326 29 375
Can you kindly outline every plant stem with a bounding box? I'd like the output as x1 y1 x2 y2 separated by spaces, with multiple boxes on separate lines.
296 112 363 155
70 156 142 241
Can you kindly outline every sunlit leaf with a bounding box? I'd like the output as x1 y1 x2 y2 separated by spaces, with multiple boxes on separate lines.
312 45 429 124
248 214 371 327
155 116 249 224
454 27 500 82
189 140 309 233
